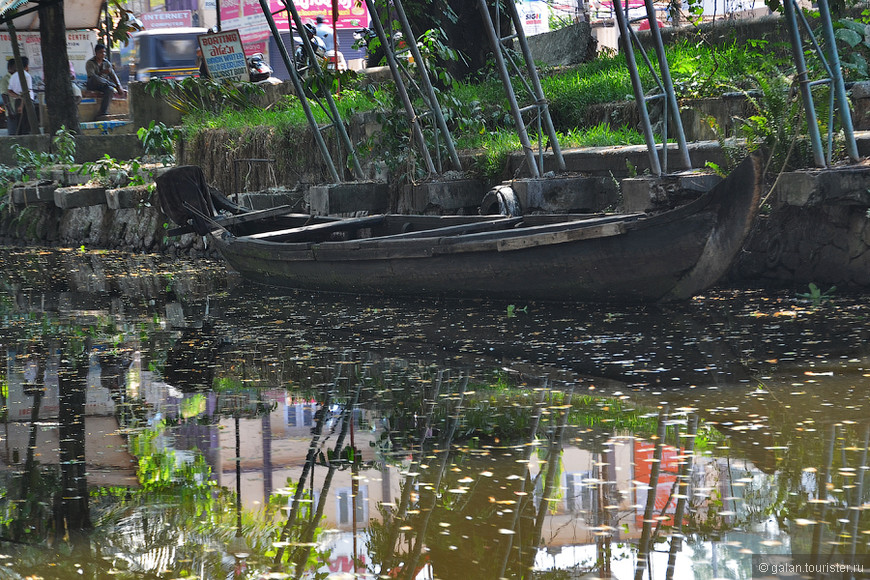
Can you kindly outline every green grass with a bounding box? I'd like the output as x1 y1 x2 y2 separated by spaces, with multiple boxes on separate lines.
178 40 781 178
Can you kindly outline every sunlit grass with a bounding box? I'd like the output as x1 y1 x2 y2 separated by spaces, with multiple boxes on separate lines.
179 40 775 176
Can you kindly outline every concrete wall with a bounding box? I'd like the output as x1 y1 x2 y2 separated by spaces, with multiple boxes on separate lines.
0 134 144 166
525 21 597 66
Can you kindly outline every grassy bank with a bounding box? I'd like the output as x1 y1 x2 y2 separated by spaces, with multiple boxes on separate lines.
170 36 837 180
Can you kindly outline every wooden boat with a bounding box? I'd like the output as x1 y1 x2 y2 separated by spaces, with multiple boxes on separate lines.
155 152 762 303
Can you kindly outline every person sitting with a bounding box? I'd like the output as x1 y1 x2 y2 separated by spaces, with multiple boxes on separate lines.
0 59 17 136
8 56 37 135
86 43 125 121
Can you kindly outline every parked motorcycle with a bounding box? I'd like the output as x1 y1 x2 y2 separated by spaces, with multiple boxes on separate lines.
353 26 410 68
353 26 385 68
293 23 327 76
247 53 282 85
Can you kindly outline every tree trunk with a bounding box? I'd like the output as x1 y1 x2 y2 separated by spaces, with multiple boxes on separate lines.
397 0 511 82
440 0 509 81
39 0 80 135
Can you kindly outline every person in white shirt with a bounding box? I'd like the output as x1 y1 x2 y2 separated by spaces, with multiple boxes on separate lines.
8 56 36 134
315 16 335 52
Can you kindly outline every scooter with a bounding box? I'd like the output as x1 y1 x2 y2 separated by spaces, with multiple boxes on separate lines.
247 53 282 85
293 24 327 77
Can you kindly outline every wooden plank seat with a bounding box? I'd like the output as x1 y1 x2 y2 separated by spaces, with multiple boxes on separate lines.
249 214 386 242
166 205 302 236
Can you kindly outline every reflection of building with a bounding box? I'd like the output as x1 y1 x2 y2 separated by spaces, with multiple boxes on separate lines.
0 349 138 488
209 395 398 531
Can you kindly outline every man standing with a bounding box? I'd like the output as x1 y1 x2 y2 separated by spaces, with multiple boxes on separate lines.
86 43 125 121
8 56 36 134
0 59 17 136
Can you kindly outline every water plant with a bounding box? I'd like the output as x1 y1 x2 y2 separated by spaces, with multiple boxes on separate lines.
797 282 836 306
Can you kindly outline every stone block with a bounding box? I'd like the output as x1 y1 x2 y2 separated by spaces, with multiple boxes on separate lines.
621 172 721 213
54 185 108 209
11 182 57 205
47 167 90 187
106 185 153 210
307 182 389 216
398 179 486 214
508 175 618 213
851 81 870 130
772 167 870 207
524 22 596 67
236 190 306 212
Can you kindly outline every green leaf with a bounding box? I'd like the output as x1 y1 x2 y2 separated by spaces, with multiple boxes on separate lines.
835 28 862 47
838 18 867 33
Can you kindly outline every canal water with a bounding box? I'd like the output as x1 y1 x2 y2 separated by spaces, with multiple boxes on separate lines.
0 247 869 579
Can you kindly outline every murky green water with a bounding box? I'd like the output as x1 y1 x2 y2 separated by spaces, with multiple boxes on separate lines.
0 248 869 579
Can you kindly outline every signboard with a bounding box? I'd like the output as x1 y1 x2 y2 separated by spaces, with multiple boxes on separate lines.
198 30 248 82
516 0 551 36
0 29 98 87
142 10 193 29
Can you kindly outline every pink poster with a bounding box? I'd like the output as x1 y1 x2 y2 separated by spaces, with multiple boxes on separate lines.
282 0 368 29
220 0 241 23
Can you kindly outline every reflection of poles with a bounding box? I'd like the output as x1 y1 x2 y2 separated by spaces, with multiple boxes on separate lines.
849 424 870 566
634 406 669 580
665 415 698 580
351 402 360 574
496 385 548 579
292 383 362 576
599 437 618 579
521 385 576 574
229 411 250 576
812 423 837 570
273 392 332 563
262 393 273 505
12 366 43 541
403 376 469 580
378 370 446 575
20 378 43 504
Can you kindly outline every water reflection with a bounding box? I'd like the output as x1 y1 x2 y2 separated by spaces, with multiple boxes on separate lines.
0 248 869 578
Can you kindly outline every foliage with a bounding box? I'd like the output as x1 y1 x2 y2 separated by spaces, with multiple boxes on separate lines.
106 0 144 46
79 154 148 187
8 126 76 182
144 77 267 116
52 126 76 165
734 72 805 172
833 16 870 80
137 120 180 165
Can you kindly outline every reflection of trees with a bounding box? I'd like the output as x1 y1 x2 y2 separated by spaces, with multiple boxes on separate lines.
364 379 589 580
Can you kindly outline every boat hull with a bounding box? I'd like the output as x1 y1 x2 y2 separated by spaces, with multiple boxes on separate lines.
209 153 762 303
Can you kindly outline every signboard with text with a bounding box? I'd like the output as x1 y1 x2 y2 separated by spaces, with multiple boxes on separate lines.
142 10 193 29
0 30 98 87
199 30 248 82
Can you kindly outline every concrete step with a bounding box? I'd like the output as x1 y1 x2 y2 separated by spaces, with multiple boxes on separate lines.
80 117 134 136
